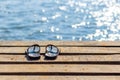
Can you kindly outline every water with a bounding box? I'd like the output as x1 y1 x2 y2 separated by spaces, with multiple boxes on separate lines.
0 0 120 41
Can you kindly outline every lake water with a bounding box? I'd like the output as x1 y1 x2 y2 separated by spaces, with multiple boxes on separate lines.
0 0 120 41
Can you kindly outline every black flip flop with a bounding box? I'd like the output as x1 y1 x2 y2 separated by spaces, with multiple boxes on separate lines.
26 44 40 60
45 44 59 59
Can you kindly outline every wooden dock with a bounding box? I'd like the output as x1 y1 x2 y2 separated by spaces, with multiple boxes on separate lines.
0 41 120 80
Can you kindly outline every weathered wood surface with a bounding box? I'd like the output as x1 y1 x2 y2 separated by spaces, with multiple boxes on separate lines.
0 41 120 80
0 41 120 46
1 76 120 80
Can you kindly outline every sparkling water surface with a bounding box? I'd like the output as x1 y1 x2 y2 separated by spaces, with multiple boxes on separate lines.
0 0 120 41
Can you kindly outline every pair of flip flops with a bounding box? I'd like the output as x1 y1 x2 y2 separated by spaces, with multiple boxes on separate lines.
26 44 59 60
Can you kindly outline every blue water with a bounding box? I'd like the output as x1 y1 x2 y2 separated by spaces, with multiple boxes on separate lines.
0 0 120 41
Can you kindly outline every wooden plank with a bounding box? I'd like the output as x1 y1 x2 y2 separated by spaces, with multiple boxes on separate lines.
0 41 120 46
0 47 120 53
0 41 120 80
1 76 120 80
0 64 120 73
0 55 120 62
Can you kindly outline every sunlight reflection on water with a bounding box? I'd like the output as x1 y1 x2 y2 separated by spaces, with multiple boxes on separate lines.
0 0 120 41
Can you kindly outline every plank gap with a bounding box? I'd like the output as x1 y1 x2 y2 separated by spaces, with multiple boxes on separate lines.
0 61 120 65
0 72 120 76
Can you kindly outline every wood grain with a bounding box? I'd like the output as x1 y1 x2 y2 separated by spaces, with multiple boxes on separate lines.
0 76 120 80
0 41 120 46
0 47 120 53
0 55 120 62
0 41 120 80
0 64 120 73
